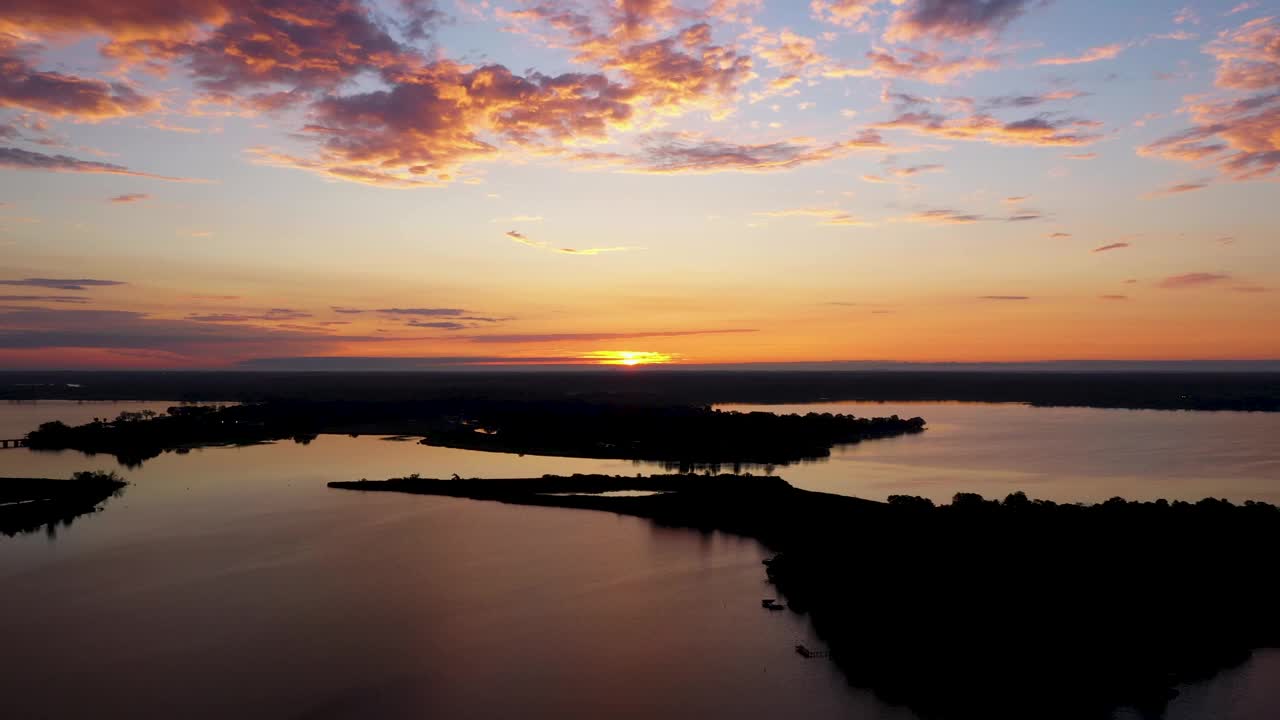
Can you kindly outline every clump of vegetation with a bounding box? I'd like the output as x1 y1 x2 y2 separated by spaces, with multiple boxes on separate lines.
25 399 926 468
1 470 129 538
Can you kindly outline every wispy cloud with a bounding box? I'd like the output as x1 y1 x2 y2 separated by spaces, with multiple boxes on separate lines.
1093 242 1131 253
1157 272 1231 288
460 329 758 344
1037 43 1128 66
754 207 870 226
902 209 986 224
0 295 90 304
505 230 640 256
0 277 126 291
187 309 312 323
1144 180 1211 197
0 147 201 182
108 193 150 204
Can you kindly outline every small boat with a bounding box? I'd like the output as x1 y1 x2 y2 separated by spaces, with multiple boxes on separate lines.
766 603 786 611
761 598 777 608
795 645 812 658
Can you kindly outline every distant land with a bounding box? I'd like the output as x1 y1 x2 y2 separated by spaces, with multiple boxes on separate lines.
2 368 1278 411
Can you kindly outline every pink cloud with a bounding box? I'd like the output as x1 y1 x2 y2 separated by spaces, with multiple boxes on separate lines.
1157 272 1231 288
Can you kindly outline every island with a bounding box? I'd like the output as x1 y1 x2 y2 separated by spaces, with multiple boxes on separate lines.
0 471 128 537
330 473 1280 719
23 400 925 468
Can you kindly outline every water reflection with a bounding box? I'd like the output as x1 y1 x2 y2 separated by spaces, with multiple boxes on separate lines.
716 401 1280 504
2 402 1279 719
0 406 885 719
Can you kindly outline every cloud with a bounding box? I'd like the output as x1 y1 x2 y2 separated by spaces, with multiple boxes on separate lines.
460 328 758 343
1036 43 1128 66
0 1 231 36
108 193 150 204
885 0 1036 43
846 48 1001 84
0 307 376 361
1093 242 1131 253
1004 195 1029 203
0 44 157 119
331 306 365 314
891 163 944 176
1144 180 1211 197
811 0 879 28
578 130 889 175
1157 272 1231 288
874 111 1104 147
1006 211 1043 221
978 295 1029 301
754 29 828 76
1065 152 1098 160
1048 232 1072 238
235 355 596 370
0 295 90 304
376 307 466 316
1099 295 1129 300
505 229 638 255
406 320 467 330
0 277 126 290
902 209 986 224
755 207 870 226
187 308 312 322
984 90 1087 109
1139 18 1280 181
1232 284 1270 292
0 147 201 181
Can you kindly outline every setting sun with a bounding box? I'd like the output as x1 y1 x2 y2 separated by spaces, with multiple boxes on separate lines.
582 351 674 366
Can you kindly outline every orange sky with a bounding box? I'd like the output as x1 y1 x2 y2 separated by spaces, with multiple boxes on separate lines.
0 1 1277 368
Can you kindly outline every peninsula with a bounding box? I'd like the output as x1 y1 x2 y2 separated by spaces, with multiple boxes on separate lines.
330 473 1280 719
24 400 925 468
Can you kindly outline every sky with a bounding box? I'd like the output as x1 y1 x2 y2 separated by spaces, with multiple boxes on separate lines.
0 0 1277 369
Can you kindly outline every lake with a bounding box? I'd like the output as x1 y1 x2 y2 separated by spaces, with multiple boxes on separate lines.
1 400 1278 719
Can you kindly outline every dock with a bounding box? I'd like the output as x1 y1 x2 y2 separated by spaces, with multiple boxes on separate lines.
0 438 28 449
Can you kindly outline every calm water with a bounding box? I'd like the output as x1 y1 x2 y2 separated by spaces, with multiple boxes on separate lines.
718 401 1280 504
1 400 1278 719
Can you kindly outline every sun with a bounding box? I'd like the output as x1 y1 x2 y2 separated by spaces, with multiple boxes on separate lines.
581 350 674 366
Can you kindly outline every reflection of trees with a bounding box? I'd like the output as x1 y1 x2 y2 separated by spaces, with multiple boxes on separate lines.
1 471 128 539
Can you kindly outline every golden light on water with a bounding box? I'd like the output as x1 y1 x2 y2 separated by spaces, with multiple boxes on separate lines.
582 350 675 366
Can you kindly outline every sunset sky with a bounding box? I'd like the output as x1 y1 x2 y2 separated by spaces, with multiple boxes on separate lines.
0 0 1277 368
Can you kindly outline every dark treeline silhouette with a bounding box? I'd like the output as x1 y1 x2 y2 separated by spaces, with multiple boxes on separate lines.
0 471 128 538
2 369 1278 411
329 474 1280 719
23 400 925 467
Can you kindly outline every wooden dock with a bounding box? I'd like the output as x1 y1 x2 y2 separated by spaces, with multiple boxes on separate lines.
0 438 28 449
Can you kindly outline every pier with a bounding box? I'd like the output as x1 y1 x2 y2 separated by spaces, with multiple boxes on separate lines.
0 438 28 449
